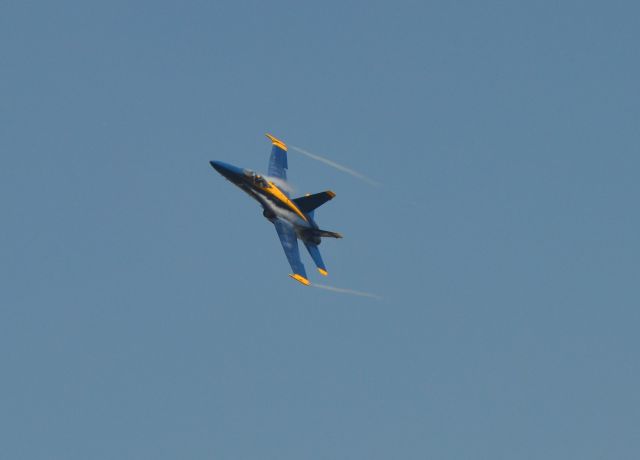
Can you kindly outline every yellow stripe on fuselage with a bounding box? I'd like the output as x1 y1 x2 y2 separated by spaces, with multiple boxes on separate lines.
260 181 308 222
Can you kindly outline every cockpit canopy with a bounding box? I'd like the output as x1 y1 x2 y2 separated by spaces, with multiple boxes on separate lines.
244 170 269 187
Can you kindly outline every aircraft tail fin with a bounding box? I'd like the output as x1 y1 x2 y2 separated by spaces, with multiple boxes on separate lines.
292 191 336 215
304 241 329 276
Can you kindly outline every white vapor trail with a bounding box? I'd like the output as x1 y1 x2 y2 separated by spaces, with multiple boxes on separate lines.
266 176 295 194
312 283 382 300
290 145 380 187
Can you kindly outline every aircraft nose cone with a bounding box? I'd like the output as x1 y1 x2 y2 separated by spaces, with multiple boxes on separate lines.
210 161 225 174
210 160 234 176
209 160 245 182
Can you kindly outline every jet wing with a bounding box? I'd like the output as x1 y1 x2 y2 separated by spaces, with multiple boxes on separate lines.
266 133 288 181
273 219 310 285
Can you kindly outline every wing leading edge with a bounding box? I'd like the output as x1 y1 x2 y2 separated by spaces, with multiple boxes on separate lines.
273 219 310 286
266 133 288 181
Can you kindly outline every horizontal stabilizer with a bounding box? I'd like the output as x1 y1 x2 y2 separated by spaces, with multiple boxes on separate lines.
292 191 336 214
312 229 343 239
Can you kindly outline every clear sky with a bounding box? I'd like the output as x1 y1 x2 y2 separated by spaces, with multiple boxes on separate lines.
1 1 639 458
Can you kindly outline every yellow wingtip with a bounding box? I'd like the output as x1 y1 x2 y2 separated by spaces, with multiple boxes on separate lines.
326 191 336 198
318 268 328 276
289 273 311 286
265 133 288 151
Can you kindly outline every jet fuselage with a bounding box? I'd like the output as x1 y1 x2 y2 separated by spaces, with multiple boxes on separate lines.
209 134 341 286
210 160 321 242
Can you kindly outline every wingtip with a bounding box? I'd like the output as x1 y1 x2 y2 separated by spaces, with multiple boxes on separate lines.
289 273 311 286
318 268 328 276
326 190 336 198
265 133 288 151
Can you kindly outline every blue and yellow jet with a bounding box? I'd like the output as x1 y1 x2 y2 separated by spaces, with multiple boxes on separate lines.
209 134 342 286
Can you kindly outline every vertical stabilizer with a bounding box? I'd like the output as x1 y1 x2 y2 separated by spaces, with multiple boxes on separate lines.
304 241 328 276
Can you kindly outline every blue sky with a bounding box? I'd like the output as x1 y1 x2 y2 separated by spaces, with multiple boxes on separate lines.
1 1 639 458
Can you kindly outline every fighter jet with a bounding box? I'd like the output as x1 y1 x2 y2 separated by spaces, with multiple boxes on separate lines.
209 134 342 286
